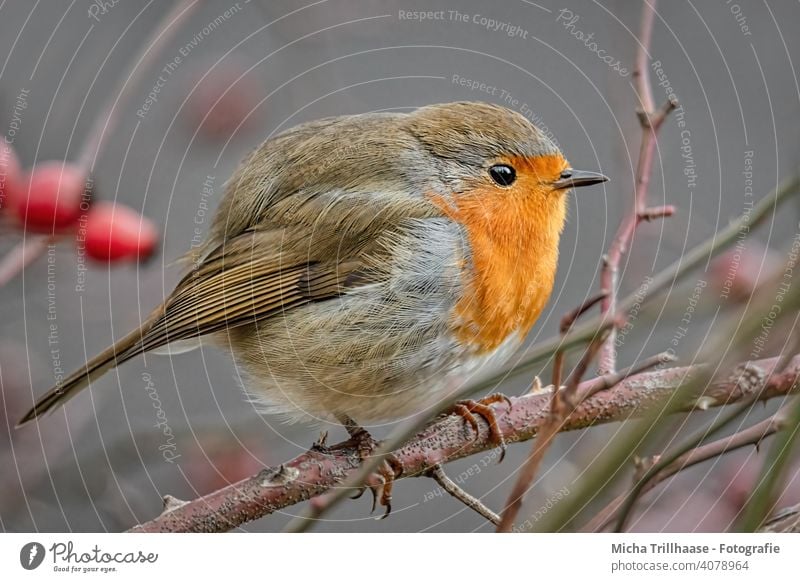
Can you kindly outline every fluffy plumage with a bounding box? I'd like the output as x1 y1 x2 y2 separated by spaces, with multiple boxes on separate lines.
19 101 578 426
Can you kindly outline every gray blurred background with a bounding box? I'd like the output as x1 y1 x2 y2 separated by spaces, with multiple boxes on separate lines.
1 0 799 532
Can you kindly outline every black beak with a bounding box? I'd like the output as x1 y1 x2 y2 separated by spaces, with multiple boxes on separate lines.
553 169 609 190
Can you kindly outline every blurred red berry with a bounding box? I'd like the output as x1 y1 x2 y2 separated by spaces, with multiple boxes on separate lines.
185 64 260 140
0 142 22 212
10 162 88 232
709 243 781 302
83 201 158 262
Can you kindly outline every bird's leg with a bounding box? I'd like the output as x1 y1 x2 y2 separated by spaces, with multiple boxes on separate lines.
335 413 404 518
448 394 512 462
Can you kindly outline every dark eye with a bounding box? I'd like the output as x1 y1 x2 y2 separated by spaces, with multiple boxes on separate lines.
489 164 516 187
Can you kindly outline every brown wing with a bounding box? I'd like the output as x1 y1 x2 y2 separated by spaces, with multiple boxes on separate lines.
136 229 365 353
17 227 367 425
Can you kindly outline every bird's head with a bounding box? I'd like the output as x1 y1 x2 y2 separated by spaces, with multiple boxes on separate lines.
406 102 609 351
406 101 607 208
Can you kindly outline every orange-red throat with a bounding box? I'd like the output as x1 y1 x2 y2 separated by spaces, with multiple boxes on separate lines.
431 153 570 353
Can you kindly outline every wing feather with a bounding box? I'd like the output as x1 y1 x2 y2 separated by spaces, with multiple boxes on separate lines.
129 232 367 356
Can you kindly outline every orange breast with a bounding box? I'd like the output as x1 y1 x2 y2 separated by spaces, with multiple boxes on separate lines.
431 154 568 353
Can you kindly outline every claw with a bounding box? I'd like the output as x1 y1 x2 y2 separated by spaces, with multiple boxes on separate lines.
496 394 513 408
450 394 510 462
370 487 392 519
453 403 480 438
369 480 383 514
335 414 404 519
386 455 405 479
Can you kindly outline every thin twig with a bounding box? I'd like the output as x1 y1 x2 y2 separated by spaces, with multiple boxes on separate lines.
613 391 769 532
598 0 677 374
537 276 800 533
0 235 55 286
633 0 657 115
584 409 788 532
563 334 608 399
429 464 500 526
496 348 669 532
553 292 607 387
560 292 609 335
497 336 606 533
737 393 800 531
76 0 200 174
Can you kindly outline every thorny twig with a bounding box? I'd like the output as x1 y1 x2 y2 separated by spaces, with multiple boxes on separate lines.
495 347 670 532
583 407 791 532
613 391 773 532
597 0 677 375
737 393 800 531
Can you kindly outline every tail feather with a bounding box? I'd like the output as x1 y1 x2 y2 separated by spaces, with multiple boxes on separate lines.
17 321 154 427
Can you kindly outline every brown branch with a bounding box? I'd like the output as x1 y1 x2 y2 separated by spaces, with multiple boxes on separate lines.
553 292 608 387
429 464 500 526
127 353 800 532
560 292 609 335
496 349 670 532
632 0 657 115
737 391 800 531
497 336 607 532
597 0 677 374
583 407 790 532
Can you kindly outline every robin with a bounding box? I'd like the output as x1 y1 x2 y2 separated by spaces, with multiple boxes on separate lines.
19 101 607 514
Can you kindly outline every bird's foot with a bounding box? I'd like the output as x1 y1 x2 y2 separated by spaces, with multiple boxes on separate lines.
449 393 512 462
335 415 404 518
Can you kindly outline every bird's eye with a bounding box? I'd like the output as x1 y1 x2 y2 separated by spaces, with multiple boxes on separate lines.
559 169 573 180
489 164 516 186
